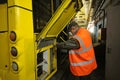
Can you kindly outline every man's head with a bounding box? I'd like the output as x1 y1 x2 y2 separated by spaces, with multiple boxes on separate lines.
69 21 79 35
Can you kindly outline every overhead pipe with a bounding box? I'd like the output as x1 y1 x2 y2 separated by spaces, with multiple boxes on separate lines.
94 9 105 28
101 0 111 9
93 0 105 20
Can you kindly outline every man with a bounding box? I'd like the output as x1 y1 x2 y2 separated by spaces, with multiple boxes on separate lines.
57 21 97 80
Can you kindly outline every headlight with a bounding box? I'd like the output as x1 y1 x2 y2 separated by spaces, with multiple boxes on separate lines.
11 47 18 57
12 62 18 71
10 31 16 41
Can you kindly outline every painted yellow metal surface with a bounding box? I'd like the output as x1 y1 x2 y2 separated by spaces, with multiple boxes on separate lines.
45 46 57 80
0 32 9 70
8 0 32 10
0 0 83 80
0 4 7 31
35 0 82 79
46 45 57 80
36 42 57 80
37 0 83 41
0 4 9 80
37 45 54 53
6 0 35 80
45 69 57 80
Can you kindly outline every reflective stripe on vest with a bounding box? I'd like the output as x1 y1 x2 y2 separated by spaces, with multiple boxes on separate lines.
69 35 93 54
70 57 95 66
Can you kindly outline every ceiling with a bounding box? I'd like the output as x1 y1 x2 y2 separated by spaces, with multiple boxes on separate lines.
73 0 104 27
74 0 92 27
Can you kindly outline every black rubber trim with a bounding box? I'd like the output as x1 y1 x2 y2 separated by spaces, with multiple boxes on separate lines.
0 31 8 33
8 5 32 12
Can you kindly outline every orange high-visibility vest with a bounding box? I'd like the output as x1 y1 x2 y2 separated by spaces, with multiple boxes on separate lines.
69 28 97 76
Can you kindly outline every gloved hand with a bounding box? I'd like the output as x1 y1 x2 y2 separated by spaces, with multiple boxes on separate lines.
56 42 65 48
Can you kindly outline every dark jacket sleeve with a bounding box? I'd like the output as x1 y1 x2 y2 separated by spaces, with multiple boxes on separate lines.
56 38 80 50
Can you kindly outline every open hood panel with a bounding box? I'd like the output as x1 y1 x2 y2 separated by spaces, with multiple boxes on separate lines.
37 0 82 41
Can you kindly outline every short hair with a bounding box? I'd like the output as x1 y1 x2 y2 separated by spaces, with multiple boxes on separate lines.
68 21 78 30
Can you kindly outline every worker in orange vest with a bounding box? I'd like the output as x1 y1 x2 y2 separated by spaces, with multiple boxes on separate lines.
57 21 97 80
